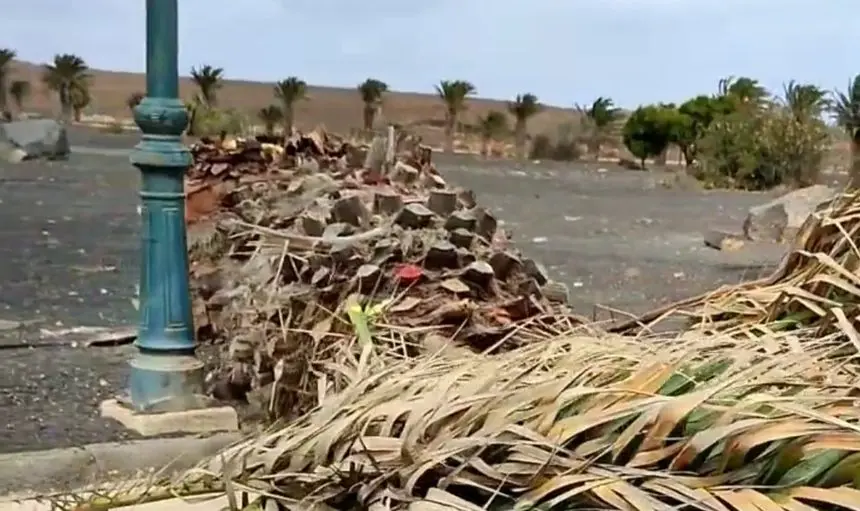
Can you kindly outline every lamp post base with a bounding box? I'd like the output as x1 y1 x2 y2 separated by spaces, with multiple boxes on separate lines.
126 351 205 413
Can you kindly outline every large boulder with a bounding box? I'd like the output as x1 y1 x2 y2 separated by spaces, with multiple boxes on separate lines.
0 119 70 161
742 185 836 242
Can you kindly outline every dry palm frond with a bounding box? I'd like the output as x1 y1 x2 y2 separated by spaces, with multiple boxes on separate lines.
615 190 860 345
137 327 860 510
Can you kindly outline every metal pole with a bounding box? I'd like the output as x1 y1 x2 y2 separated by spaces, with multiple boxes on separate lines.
127 0 203 412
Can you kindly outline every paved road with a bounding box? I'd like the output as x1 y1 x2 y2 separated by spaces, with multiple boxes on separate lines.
0 128 784 453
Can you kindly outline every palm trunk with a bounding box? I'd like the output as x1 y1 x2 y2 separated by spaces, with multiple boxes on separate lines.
283 105 295 135
362 104 375 131
444 116 455 153
60 86 73 123
515 121 526 160
851 135 860 189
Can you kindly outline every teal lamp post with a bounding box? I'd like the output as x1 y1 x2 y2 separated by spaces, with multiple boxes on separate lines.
128 0 204 411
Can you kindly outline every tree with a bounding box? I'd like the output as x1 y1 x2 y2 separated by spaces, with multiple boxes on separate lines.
274 77 308 134
622 105 677 169
578 96 622 158
673 95 734 166
42 54 90 121
190 65 223 107
70 82 91 122
831 75 860 185
0 48 16 117
258 105 283 135
127 91 145 112
357 78 388 131
435 80 476 152
478 110 508 156
782 80 829 121
9 80 29 113
507 93 541 159
718 75 769 111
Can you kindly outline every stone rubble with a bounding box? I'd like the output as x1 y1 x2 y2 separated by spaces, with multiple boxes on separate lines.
184 128 578 419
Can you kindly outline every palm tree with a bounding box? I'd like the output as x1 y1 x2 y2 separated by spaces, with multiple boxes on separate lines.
507 93 542 159
0 48 16 116
9 80 29 114
831 75 860 186
42 54 90 121
258 105 283 135
357 78 388 131
478 111 508 157
70 82 91 122
435 80 476 152
273 77 308 134
578 97 623 158
189 65 223 107
718 75 769 111
782 80 829 121
127 91 145 113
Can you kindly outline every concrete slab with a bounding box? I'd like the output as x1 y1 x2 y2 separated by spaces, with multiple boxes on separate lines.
100 399 239 436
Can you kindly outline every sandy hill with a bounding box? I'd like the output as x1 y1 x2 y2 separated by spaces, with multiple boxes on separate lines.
9 60 577 143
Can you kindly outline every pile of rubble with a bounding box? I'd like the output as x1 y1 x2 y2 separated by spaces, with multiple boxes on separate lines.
185 128 577 419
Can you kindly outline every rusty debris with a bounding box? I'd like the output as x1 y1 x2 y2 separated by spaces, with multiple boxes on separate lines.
184 127 580 419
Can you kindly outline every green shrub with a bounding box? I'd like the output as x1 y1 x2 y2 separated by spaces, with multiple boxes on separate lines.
696 109 828 190
622 105 677 168
187 104 248 137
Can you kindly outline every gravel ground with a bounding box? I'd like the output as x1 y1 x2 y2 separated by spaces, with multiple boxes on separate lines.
0 128 786 453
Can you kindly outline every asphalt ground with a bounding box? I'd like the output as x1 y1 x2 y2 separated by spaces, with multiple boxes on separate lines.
0 127 785 453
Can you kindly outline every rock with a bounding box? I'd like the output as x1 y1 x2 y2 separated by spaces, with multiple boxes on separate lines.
703 230 746 251
323 222 353 239
449 228 474 249
332 194 369 227
462 261 494 287
445 210 477 232
395 203 435 229
355 264 382 290
424 241 458 269
457 188 477 209
743 185 836 242
373 188 404 215
423 173 447 189
426 189 458 216
0 119 70 160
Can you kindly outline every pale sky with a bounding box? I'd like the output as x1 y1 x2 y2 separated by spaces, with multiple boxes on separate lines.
1 0 854 108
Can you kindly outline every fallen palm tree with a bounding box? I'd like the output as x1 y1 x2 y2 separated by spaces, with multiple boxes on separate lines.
59 326 860 510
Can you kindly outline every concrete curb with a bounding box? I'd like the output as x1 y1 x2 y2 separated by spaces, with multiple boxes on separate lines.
0 433 242 495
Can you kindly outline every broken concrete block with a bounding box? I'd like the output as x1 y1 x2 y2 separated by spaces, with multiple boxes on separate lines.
395 203 435 229
489 251 522 280
363 136 387 173
423 173 447 189
373 188 404 216
462 261 494 288
332 194 369 227
449 228 474 249
444 210 477 232
427 189 458 217
424 241 458 269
